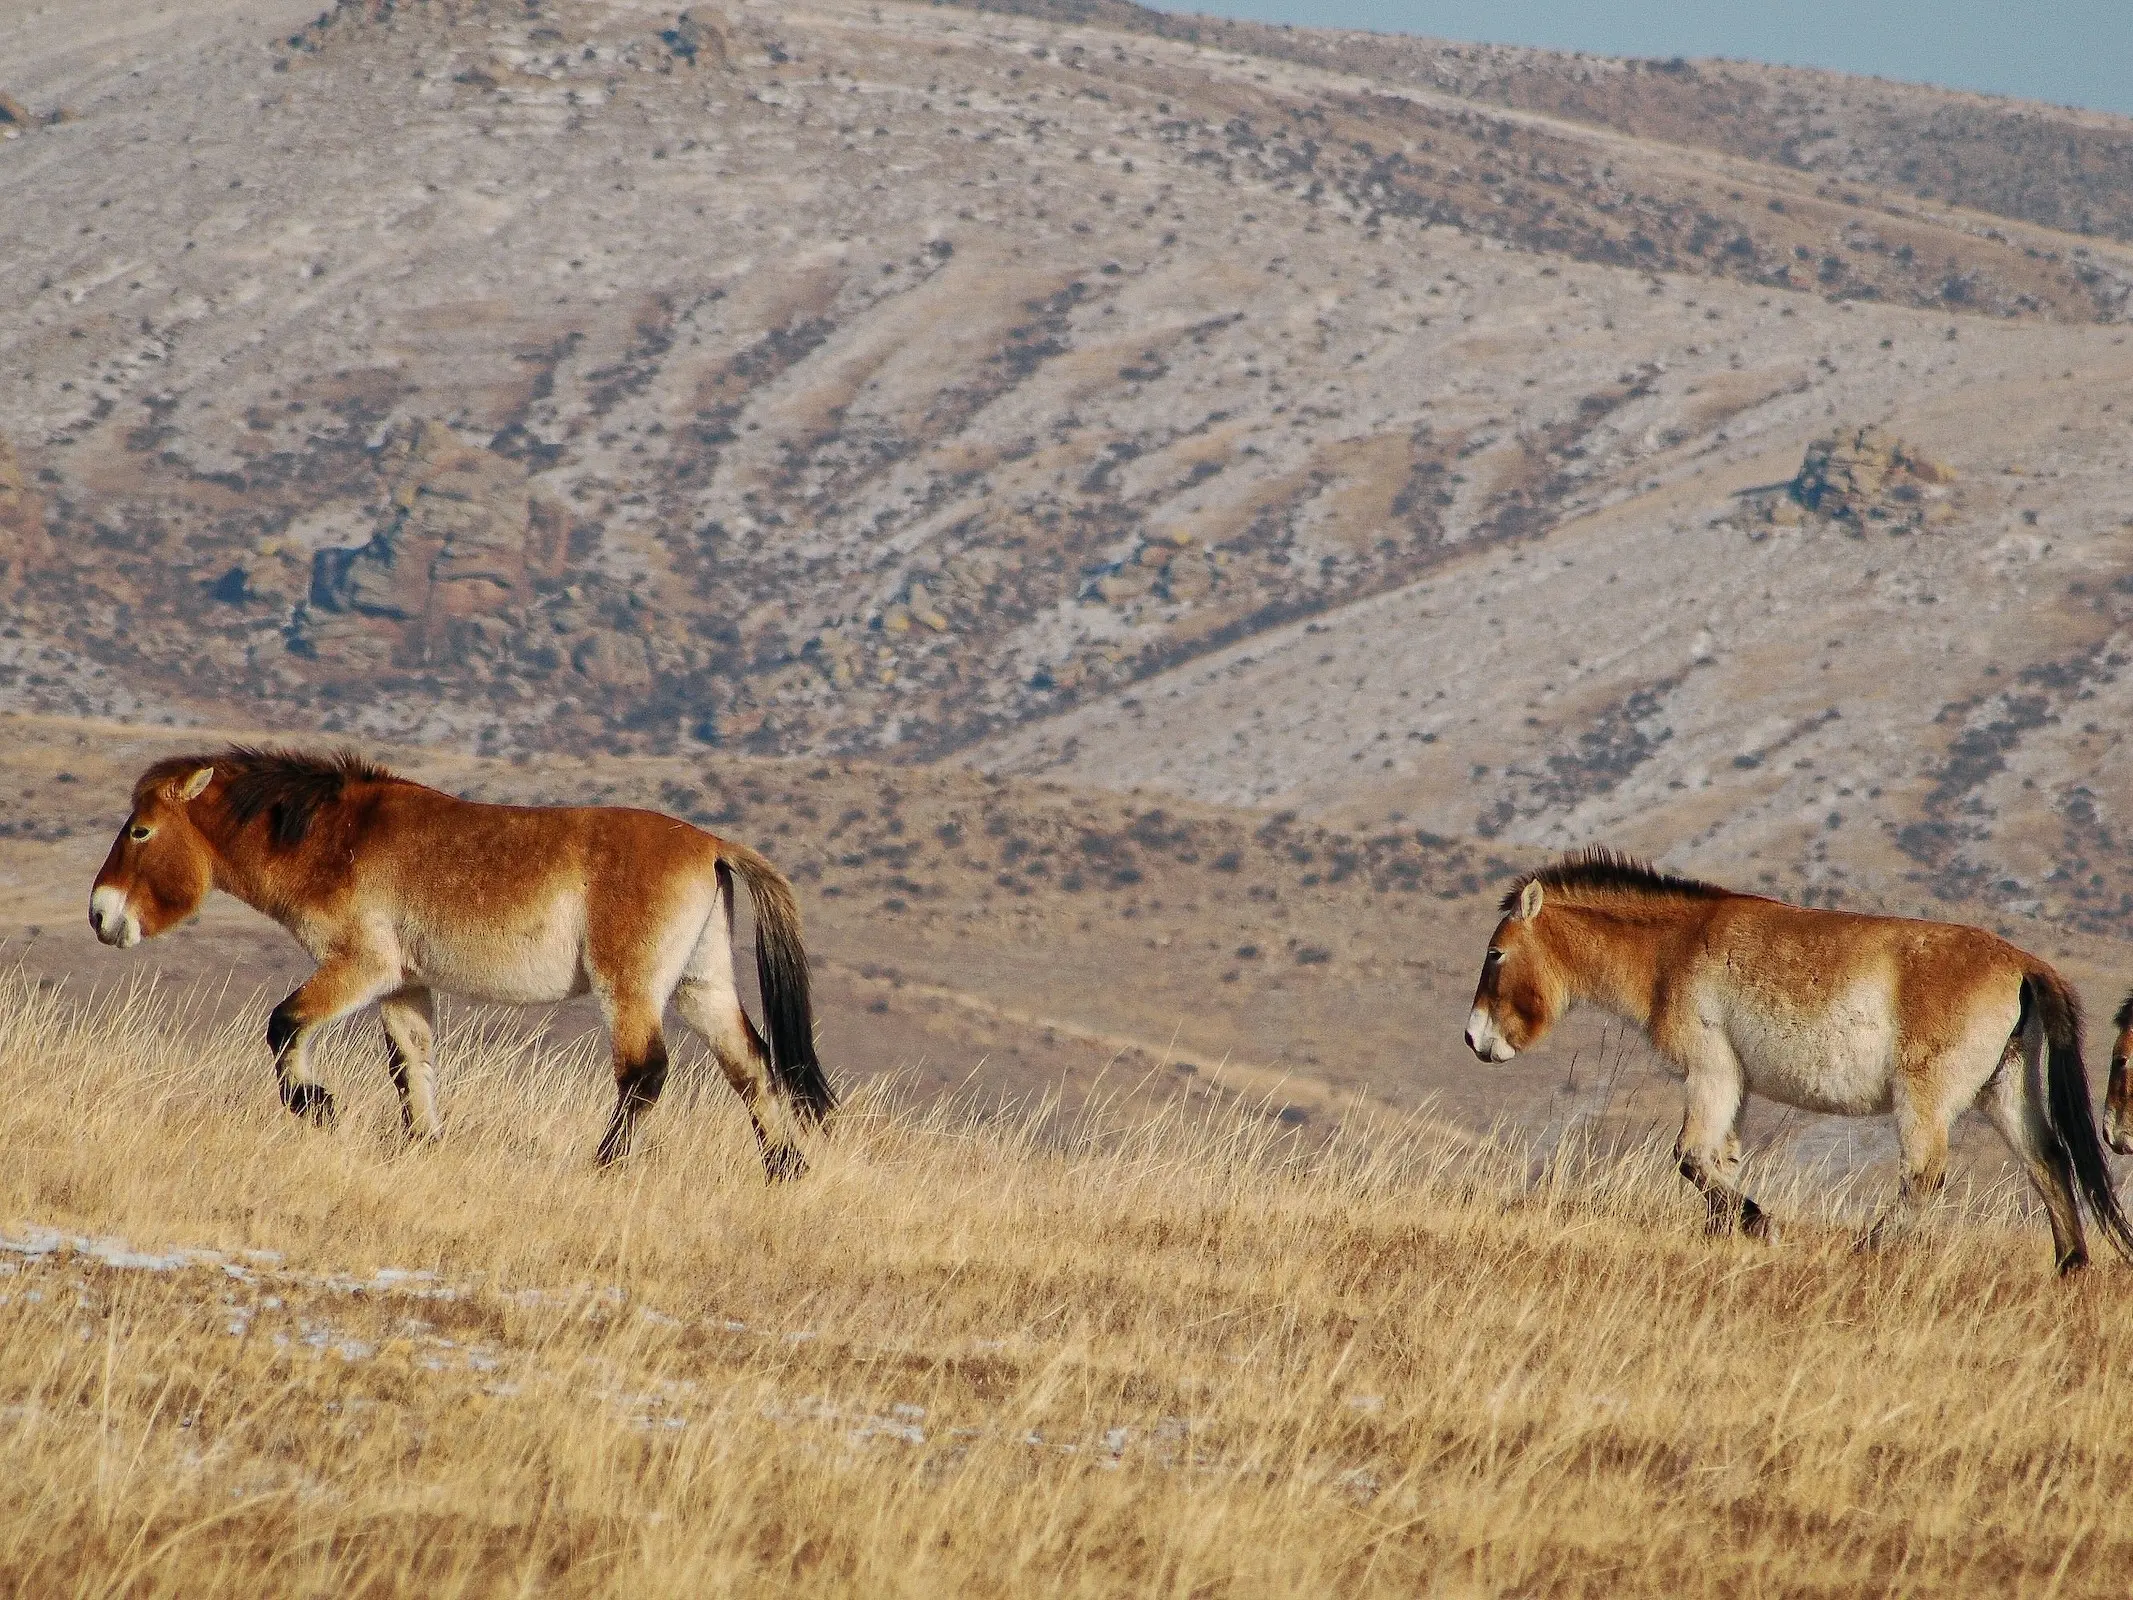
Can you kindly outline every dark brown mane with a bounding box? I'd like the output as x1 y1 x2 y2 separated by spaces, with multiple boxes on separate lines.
1500 847 1729 914
2115 992 2133 1036
138 746 399 849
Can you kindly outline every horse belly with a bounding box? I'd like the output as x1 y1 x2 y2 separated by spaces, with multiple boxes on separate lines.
1732 1001 1896 1118
402 903 587 1005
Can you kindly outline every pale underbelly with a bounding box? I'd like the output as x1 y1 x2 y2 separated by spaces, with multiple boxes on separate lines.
1736 1031 1896 1118
400 926 589 1006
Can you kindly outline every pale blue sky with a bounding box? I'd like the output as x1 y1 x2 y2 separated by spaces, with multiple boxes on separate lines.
1153 2 2133 116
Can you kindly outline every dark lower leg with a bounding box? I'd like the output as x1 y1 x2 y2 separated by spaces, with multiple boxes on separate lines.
1862 1168 1947 1252
749 1114 808 1181
597 1042 669 1167
267 998 336 1127
1683 1157 1771 1240
384 1043 414 1137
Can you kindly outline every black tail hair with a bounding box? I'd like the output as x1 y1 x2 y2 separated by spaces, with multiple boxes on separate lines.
722 846 836 1125
2026 971 2133 1264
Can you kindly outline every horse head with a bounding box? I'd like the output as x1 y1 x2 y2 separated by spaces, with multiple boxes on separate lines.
90 764 217 948
1464 876 1568 1062
2105 994 2133 1156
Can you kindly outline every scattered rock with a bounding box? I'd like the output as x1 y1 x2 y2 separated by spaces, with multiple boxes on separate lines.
903 581 950 631
805 632 863 688
1095 569 1153 604
1085 536 1225 608
571 629 653 689
1748 424 1957 534
660 11 729 68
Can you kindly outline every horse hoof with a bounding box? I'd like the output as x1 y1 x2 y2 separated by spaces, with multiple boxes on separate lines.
1743 1214 1779 1245
763 1145 808 1183
283 1083 337 1128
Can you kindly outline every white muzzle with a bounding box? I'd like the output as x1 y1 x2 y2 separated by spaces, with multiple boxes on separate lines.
1464 1005 1516 1063
89 887 141 949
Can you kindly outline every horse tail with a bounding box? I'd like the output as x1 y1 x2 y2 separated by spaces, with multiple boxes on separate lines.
2024 968 2133 1264
719 842 835 1126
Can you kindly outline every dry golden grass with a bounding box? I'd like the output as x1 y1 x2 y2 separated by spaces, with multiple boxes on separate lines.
5 967 2133 1596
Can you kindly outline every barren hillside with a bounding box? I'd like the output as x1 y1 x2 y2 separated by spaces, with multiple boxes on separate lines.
6 2 2133 984
967 0 2133 243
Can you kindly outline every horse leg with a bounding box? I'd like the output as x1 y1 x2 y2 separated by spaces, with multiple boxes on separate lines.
675 973 806 1181
595 994 670 1167
1862 1076 1954 1253
1977 1044 2089 1272
267 952 401 1128
674 876 806 1178
1674 1052 1773 1240
378 986 441 1142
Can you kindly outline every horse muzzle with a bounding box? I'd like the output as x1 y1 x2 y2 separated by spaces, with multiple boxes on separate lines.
1464 1008 1517 1063
89 888 141 949
2106 1079 2133 1157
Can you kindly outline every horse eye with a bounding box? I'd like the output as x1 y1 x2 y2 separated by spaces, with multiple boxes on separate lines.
1485 947 1504 964
129 825 151 841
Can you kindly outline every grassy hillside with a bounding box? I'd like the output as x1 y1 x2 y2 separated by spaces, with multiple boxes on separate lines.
7 970 2133 1595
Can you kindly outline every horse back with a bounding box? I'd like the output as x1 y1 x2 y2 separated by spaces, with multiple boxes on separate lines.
347 787 718 905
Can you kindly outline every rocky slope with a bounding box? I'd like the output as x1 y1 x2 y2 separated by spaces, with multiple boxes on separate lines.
962 0 2133 245
5 0 2133 942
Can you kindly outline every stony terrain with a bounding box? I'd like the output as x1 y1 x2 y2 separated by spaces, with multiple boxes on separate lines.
3 0 2131 791
973 0 2133 245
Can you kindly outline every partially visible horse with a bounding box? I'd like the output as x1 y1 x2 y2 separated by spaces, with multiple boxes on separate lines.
2106 994 2133 1156
1463 849 2131 1273
90 748 834 1175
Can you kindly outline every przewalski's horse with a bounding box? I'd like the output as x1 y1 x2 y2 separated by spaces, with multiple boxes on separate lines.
90 748 834 1175
2106 994 2133 1156
1463 849 2132 1273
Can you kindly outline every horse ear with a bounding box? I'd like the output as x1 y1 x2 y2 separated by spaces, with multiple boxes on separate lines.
174 766 214 803
1518 879 1544 921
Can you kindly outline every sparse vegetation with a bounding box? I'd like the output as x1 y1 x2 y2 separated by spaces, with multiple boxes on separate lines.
7 970 2133 1594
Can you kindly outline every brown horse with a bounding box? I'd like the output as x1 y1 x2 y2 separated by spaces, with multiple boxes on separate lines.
2106 995 2133 1156
90 748 834 1175
1463 850 2131 1273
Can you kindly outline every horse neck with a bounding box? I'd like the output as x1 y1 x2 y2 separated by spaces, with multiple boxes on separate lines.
1541 898 1694 1028
190 795 295 918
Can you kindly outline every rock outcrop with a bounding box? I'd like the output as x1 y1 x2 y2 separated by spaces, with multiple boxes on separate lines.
298 420 566 667
1754 424 1957 533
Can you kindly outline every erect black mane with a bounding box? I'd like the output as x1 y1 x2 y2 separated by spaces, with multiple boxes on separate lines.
2115 992 2133 1036
1499 846 1729 914
136 746 399 849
